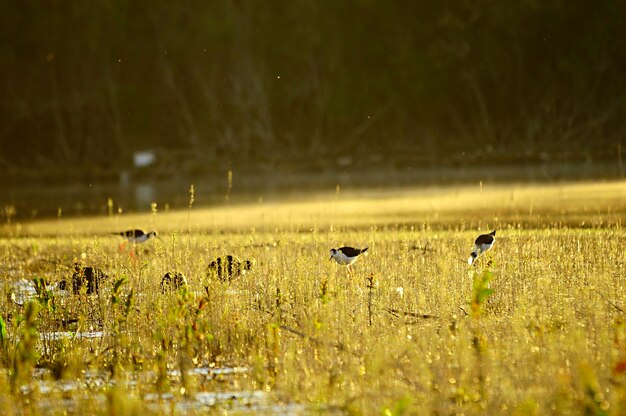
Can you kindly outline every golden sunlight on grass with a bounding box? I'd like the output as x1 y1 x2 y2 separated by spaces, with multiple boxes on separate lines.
7 180 626 238
0 180 625 414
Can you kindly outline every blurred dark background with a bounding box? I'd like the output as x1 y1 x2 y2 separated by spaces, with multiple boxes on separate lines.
1 1 625 218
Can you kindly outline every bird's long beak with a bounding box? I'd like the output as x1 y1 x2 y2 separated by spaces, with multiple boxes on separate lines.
329 255 333 260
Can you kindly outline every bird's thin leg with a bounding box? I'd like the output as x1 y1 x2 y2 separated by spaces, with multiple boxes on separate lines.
347 265 354 278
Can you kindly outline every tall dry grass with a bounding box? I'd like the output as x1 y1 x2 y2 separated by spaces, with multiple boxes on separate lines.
0 180 624 414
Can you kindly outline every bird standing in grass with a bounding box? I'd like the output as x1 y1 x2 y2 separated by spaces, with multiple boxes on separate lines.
113 229 158 255
329 246 369 277
114 229 158 244
468 230 496 265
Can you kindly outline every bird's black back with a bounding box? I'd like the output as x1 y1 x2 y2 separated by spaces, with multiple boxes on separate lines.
475 231 496 245
119 229 145 238
339 247 368 257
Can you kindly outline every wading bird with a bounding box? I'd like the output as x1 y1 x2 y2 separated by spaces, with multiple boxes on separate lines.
114 229 158 244
329 246 369 277
468 230 496 265
113 229 159 255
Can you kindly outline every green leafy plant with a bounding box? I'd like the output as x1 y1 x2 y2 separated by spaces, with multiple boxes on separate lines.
109 277 133 377
367 272 375 326
33 277 55 313
465 265 496 409
11 301 40 392
469 267 494 319
0 315 7 364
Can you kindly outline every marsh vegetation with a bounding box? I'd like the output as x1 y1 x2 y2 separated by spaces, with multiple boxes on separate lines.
0 180 625 414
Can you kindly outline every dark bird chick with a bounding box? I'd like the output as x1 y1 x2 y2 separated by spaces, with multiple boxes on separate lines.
59 264 108 295
207 255 253 283
160 271 188 293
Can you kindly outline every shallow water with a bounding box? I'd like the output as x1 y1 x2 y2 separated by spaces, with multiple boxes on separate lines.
40 331 104 341
5 278 38 306
2 160 621 221
16 366 309 414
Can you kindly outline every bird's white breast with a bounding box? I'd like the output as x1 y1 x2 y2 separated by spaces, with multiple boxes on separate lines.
334 252 357 265
133 234 150 243
475 241 494 254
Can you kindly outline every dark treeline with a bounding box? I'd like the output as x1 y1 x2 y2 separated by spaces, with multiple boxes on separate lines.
1 0 625 178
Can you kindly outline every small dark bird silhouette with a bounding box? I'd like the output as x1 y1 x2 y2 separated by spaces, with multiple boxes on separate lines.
468 230 496 265
59 264 108 295
160 271 188 293
207 255 253 283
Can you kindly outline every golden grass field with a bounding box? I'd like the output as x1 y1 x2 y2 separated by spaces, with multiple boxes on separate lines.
0 180 625 415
